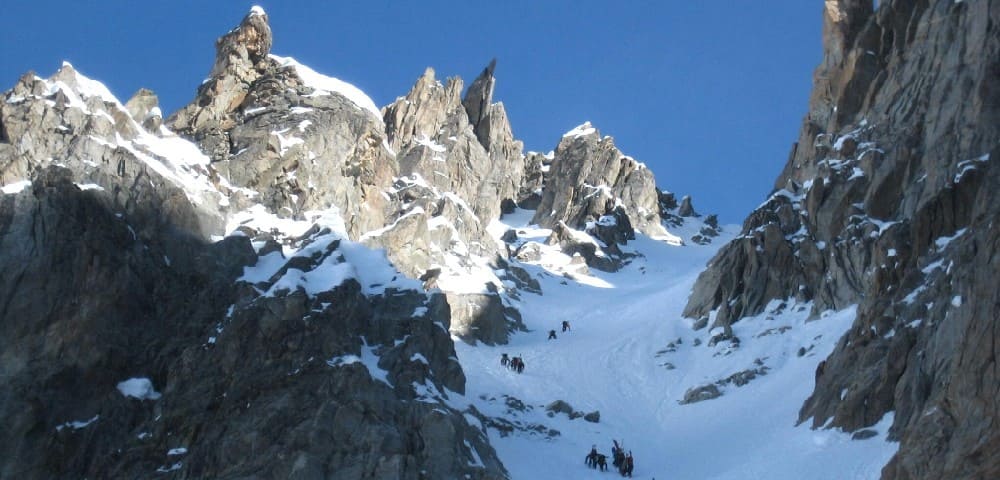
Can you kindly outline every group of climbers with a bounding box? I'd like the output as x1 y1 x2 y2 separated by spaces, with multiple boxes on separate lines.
504 321 641 476
586 441 634 477
500 353 525 373
503 320 574 371
549 320 572 340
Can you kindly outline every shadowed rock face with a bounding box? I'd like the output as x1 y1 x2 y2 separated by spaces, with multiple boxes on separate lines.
0 171 505 479
685 1 1000 478
1 8 507 480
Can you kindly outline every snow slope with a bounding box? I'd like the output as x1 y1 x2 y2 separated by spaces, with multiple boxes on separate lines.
453 209 898 480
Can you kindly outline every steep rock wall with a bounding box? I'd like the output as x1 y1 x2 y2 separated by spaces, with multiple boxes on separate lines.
684 1 999 478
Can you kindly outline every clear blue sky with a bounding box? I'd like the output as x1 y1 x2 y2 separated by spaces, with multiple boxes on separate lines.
1 1 821 223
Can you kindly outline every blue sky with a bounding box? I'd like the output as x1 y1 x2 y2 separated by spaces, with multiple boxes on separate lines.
1 1 821 223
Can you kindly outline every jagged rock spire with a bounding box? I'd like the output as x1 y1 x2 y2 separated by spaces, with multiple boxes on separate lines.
169 6 273 136
462 58 496 128
210 6 273 78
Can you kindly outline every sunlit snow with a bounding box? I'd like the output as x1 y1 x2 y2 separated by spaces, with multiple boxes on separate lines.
453 209 899 480
269 54 383 122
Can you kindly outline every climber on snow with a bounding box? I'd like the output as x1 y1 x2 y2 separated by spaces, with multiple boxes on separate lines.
586 445 598 468
619 451 634 477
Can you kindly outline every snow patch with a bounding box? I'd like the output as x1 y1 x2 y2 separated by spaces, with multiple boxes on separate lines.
116 378 162 400
1 180 31 194
562 121 596 138
269 54 383 121
56 415 99 432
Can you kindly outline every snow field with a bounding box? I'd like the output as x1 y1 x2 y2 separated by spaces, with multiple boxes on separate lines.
454 210 898 480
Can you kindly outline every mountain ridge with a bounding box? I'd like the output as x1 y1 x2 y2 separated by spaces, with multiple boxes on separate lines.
0 6 718 479
2 2 995 479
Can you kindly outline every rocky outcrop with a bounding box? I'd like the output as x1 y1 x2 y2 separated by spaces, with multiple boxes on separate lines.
169 7 272 137
169 9 394 238
684 1 1000 478
382 61 524 224
517 151 549 209
124 88 162 132
446 291 524 346
378 69 501 271
0 63 227 237
531 122 666 243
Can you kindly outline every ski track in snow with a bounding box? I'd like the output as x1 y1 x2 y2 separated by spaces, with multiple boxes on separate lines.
455 210 899 480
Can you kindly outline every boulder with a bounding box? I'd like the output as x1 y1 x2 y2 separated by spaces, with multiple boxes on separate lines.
679 384 722 405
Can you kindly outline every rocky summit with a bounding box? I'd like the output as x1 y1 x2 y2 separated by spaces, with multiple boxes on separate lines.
1 2 996 480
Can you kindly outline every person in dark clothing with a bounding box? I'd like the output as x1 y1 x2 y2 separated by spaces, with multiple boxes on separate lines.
509 356 524 373
612 447 624 469
619 451 633 477
500 353 509 368
548 329 557 340
585 445 598 468
596 454 608 471
562 320 571 332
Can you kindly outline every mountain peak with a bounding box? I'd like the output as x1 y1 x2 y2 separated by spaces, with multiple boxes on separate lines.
462 58 497 127
210 4 272 77
248 5 266 18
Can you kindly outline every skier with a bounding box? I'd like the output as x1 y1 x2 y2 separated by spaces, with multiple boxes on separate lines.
548 329 557 340
562 320 571 332
500 353 509 368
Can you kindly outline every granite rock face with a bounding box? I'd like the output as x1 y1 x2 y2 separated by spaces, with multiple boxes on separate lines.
1 5 723 479
529 122 675 269
0 63 227 237
0 173 505 479
532 122 665 241
684 1 999 478
169 9 395 239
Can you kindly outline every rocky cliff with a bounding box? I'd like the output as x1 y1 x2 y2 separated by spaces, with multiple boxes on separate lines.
0 6 716 479
684 1 999 478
